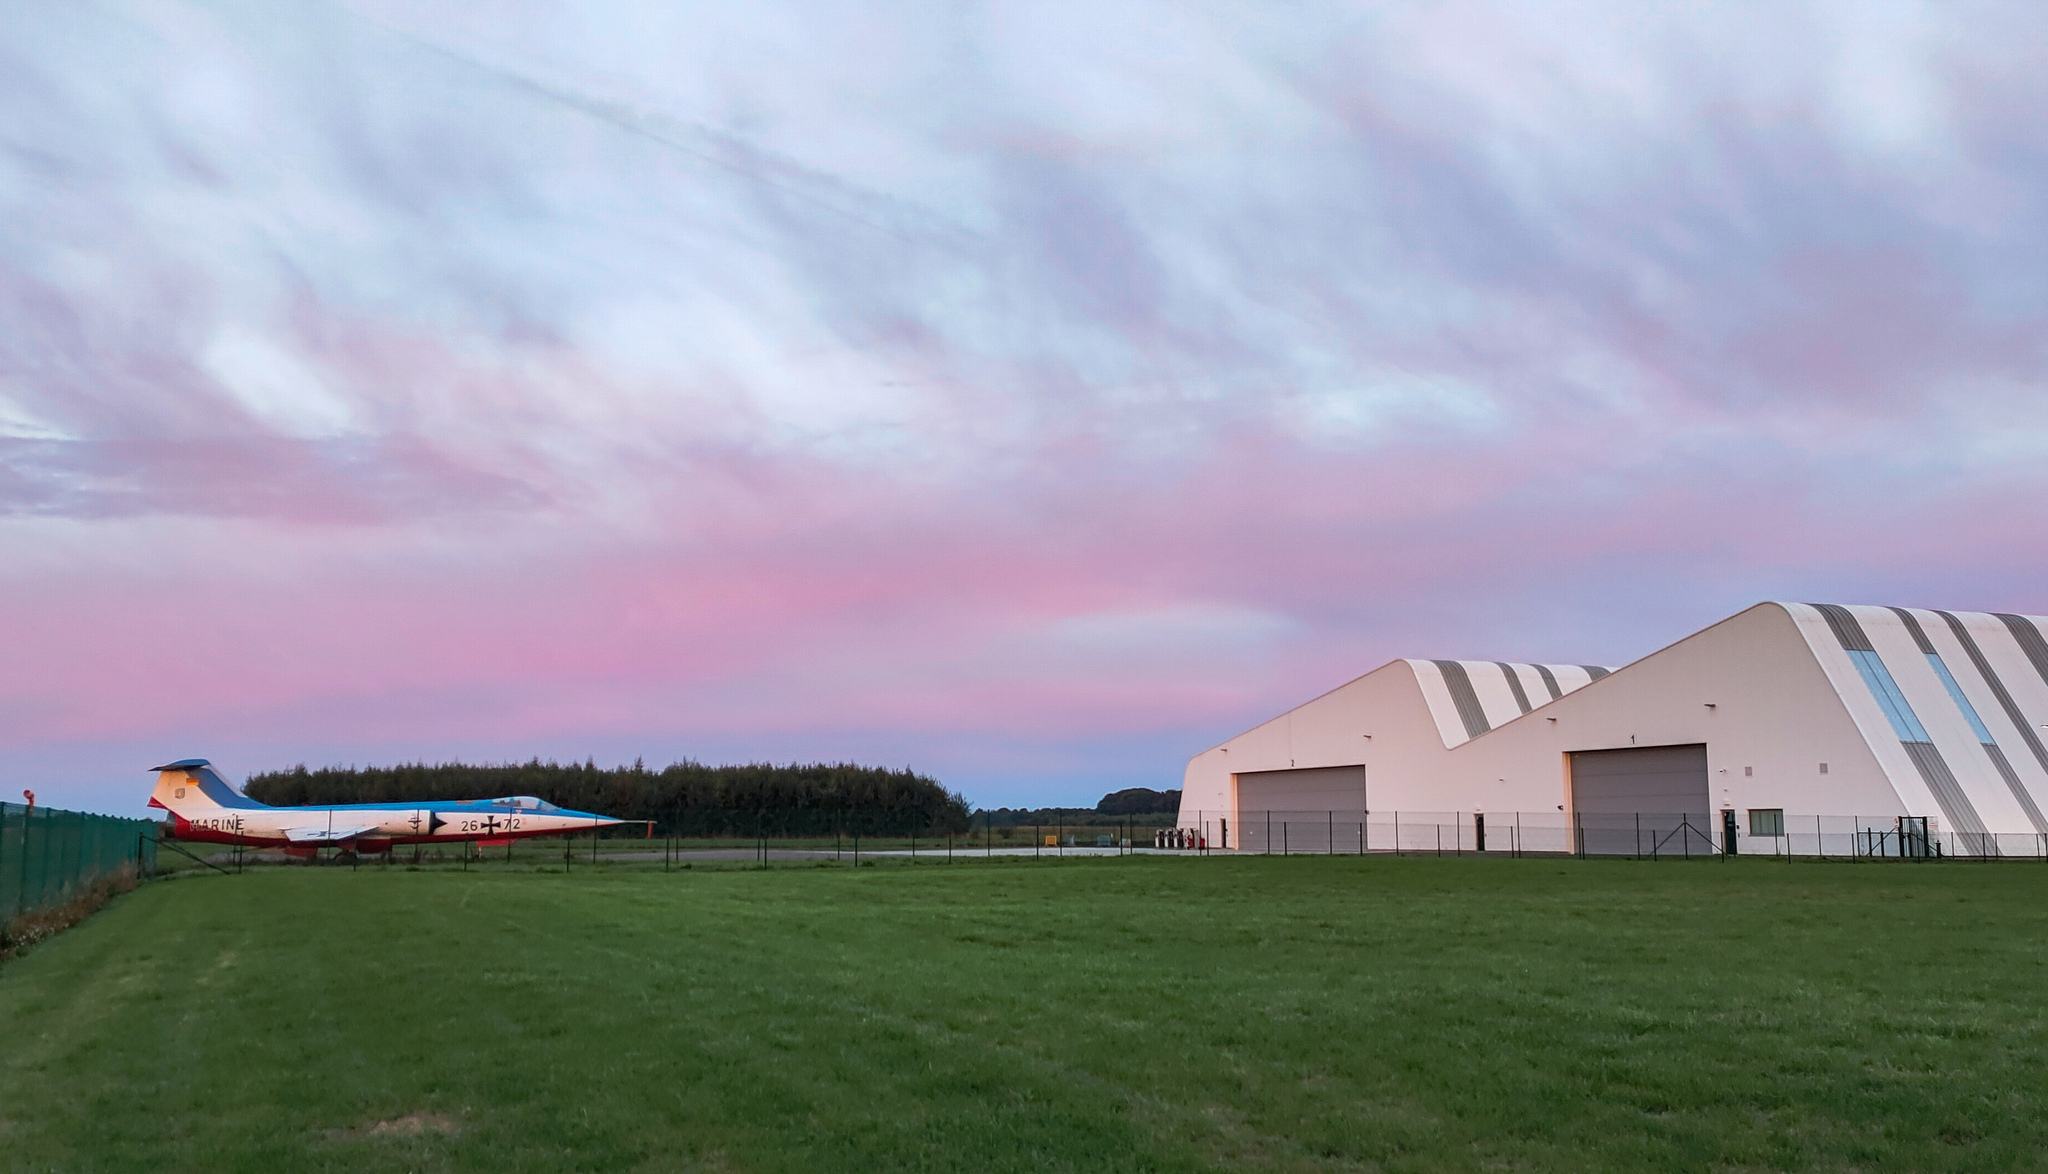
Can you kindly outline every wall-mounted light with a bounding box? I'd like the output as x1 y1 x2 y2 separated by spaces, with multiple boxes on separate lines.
1705 703 1717 710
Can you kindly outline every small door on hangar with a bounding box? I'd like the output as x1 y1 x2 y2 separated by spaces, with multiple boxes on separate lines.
1236 766 1366 853
1568 744 1711 856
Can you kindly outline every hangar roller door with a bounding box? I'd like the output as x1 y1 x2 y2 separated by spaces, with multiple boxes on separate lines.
1569 744 1712 856
1237 766 1365 853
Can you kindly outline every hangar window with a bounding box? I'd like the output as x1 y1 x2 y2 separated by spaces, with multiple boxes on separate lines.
1844 649 1930 741
1748 809 1785 837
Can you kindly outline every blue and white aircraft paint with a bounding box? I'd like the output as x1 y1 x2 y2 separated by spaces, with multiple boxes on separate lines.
149 759 623 854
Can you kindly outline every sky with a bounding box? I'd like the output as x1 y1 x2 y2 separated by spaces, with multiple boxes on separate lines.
5 1 2048 816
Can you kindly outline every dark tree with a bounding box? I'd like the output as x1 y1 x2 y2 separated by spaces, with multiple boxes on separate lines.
244 759 971 836
1095 787 1182 815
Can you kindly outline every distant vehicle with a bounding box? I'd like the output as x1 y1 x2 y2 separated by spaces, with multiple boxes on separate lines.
148 759 622 855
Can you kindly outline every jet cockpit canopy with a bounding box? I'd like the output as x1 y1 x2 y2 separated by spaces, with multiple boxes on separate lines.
493 795 559 811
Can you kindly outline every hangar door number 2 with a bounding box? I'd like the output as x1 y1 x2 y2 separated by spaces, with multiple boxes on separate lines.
1568 744 1712 856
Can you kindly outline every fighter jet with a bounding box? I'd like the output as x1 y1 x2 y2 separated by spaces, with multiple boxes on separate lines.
148 759 623 855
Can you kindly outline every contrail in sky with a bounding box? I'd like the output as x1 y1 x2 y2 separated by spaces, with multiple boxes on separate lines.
337 1 951 250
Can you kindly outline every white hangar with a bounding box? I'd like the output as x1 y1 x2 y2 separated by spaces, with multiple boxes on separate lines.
1177 603 2048 856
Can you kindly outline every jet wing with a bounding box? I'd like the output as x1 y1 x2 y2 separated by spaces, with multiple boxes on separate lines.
281 824 380 844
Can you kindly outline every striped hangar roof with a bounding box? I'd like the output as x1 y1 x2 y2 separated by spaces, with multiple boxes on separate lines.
1781 604 2048 839
1406 659 1616 749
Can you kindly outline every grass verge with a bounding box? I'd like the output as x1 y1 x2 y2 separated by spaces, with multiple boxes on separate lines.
0 865 139 964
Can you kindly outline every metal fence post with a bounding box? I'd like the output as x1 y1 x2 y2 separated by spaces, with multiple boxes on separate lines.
51 809 65 901
27 805 45 910
52 809 67 900
37 808 53 908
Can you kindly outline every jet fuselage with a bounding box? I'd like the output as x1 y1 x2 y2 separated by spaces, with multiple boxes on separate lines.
149 759 624 852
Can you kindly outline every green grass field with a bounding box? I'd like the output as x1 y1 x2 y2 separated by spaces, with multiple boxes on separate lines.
3 855 2045 1172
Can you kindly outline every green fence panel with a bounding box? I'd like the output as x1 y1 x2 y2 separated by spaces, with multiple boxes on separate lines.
0 801 159 920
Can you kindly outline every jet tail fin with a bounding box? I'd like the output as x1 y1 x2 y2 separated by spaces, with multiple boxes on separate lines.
149 759 267 813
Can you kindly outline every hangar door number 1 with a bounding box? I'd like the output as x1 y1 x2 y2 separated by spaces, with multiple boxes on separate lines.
1235 766 1367 853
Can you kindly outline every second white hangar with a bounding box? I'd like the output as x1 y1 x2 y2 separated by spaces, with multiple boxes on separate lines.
1177 602 2048 851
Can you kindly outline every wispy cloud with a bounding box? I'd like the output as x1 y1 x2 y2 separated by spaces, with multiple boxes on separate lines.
4 0 2046 810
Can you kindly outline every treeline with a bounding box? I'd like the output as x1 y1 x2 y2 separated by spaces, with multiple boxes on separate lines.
244 759 971 837
978 789 1182 830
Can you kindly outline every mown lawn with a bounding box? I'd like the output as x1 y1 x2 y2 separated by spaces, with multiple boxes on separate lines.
1 855 2044 1172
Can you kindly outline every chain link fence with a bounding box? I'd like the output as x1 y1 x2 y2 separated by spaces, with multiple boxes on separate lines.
27 804 2038 887
1173 810 2048 860
1 802 160 917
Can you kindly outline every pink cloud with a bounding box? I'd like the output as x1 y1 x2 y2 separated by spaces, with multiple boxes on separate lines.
7 1 2048 811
